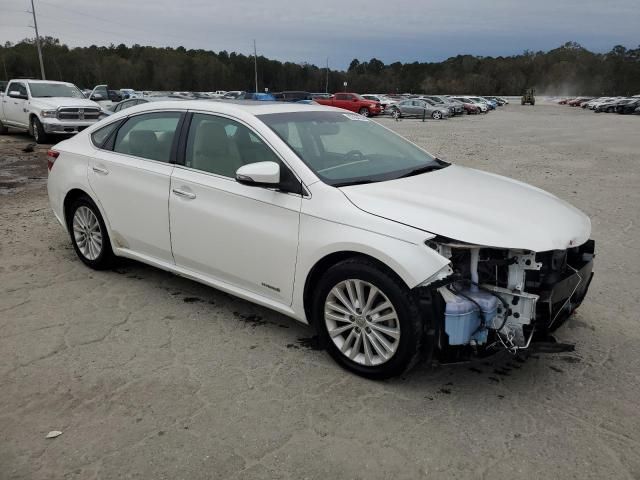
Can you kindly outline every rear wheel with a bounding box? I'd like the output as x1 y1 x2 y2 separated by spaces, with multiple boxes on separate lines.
30 116 49 144
391 108 401 120
358 107 370 117
313 257 426 379
67 196 115 270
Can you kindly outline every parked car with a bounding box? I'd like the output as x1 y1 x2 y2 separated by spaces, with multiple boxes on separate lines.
120 88 139 99
595 98 628 113
273 91 313 102
222 91 245 99
239 92 276 101
314 93 382 116
615 98 640 114
469 96 496 110
448 97 480 114
387 99 450 120
483 96 506 106
567 97 592 107
361 94 396 110
47 101 595 378
106 96 188 115
87 84 122 108
0 79 103 143
422 96 463 115
453 96 488 113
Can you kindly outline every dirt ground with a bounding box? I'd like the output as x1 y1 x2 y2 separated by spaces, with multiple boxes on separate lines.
1 103 639 480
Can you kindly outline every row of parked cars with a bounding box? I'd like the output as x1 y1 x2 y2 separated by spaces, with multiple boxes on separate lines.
0 77 508 144
105 91 509 121
556 96 640 114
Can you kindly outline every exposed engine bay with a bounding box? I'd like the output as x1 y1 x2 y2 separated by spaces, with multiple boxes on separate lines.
419 237 595 357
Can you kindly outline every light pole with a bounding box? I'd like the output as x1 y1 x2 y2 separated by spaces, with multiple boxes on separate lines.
30 0 46 79
253 39 258 93
325 57 329 94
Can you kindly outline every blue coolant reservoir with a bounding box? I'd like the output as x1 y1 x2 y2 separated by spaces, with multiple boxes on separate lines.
440 288 499 345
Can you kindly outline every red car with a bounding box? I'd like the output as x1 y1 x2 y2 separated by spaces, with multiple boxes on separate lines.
313 93 382 116
567 97 592 107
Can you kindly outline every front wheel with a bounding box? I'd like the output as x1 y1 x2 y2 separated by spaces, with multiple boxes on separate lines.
391 108 401 120
313 257 426 379
358 107 370 117
67 196 115 270
432 111 443 120
0 120 8 134
30 116 49 144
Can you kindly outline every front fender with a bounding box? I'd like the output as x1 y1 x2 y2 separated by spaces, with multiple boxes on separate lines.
291 213 450 323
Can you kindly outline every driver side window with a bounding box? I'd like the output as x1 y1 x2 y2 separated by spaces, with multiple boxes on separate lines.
10 82 27 97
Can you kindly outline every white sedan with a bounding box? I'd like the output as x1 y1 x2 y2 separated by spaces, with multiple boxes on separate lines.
47 101 595 378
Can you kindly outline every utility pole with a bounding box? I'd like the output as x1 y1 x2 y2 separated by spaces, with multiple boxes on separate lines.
253 39 258 93
29 0 46 79
325 57 329 93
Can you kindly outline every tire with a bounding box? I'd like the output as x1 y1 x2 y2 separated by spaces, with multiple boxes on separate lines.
391 108 401 120
312 257 426 379
358 107 370 117
67 195 115 270
607 107 613 113
30 116 49 144
432 111 442 120
0 120 8 135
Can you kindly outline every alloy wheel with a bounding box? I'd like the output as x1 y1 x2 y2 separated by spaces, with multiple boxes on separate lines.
324 279 400 366
72 206 103 260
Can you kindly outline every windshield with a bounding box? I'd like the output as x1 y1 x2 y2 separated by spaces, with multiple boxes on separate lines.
28 82 84 98
258 111 448 186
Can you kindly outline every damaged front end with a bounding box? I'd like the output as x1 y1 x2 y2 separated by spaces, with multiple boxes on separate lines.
417 237 595 358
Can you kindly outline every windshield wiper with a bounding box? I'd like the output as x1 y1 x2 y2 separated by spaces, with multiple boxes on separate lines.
334 179 375 187
397 165 443 179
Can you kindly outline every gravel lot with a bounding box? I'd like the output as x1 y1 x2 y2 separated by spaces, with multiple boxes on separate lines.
1 102 639 480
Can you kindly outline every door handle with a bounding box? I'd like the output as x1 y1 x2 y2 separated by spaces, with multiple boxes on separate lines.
92 166 109 175
172 188 196 199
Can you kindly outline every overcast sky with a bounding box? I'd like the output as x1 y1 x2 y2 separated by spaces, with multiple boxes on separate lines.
1 0 638 69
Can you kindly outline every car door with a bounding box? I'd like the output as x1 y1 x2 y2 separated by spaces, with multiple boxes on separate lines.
88 110 184 263
334 93 352 110
169 112 302 304
3 81 29 127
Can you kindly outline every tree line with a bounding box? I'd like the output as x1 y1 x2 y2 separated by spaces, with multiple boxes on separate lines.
1 38 639 96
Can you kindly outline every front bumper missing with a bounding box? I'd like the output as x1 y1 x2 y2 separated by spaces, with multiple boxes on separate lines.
535 256 594 332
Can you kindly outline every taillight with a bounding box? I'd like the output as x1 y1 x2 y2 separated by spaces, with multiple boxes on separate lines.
47 150 60 171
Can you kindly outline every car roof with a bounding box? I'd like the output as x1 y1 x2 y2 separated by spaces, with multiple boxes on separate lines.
21 79 74 85
107 99 340 119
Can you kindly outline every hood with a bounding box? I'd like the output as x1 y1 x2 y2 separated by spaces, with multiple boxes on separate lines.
340 165 591 252
30 97 101 109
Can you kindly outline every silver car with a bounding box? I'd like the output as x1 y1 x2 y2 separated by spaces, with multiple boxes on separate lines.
388 99 450 120
422 95 463 115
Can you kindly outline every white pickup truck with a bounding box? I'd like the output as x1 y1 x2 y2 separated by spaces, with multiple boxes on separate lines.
0 79 104 144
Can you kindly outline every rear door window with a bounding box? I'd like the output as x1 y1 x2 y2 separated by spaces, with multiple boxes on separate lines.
113 112 182 162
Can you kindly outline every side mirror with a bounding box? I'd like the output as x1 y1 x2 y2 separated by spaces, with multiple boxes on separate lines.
91 93 103 100
9 90 26 99
236 161 280 186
